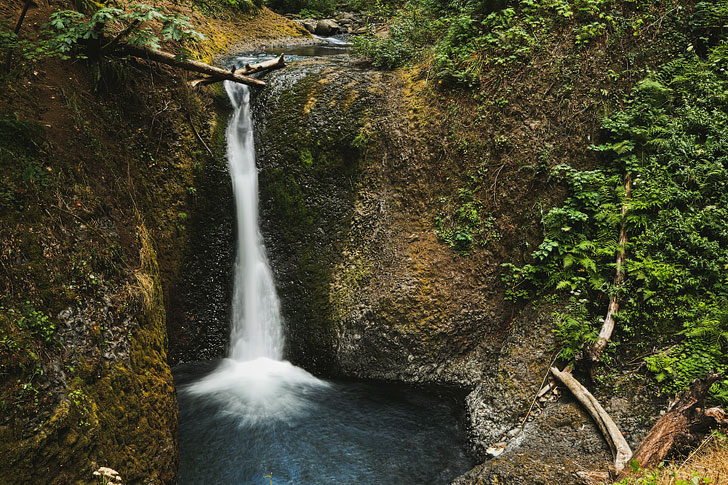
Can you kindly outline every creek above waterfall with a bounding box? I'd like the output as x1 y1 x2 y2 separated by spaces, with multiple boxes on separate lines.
174 51 473 484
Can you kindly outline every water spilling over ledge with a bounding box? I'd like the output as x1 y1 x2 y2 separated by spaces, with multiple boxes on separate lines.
175 56 472 484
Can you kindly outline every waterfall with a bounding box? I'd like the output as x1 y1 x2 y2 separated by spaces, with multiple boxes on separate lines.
224 81 284 362
185 79 325 419
177 62 473 485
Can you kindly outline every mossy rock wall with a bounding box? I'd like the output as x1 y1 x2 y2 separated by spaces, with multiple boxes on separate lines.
254 60 511 384
0 3 310 481
0 34 231 485
252 54 662 483
253 59 373 373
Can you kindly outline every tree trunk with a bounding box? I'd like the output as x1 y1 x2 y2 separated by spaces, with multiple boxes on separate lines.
4 0 35 71
591 173 632 363
620 372 722 477
551 367 633 473
116 44 267 87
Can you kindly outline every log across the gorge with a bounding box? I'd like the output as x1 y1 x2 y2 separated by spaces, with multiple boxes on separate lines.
619 372 724 477
117 44 268 87
189 55 286 87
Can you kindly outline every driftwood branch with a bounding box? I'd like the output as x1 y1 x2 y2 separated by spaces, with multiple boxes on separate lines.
551 366 633 473
239 55 286 75
620 372 722 477
591 173 632 363
536 363 573 398
116 44 266 87
189 55 286 87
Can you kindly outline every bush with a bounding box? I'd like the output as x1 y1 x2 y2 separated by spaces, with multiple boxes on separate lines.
353 2 437 68
504 37 728 403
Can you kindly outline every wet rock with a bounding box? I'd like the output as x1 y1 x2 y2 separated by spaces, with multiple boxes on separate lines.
464 303 558 453
454 400 612 484
298 19 317 33
315 19 341 36
250 56 657 484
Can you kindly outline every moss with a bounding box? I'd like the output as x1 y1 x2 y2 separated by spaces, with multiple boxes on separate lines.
0 223 177 484
253 64 377 373
330 252 372 320
190 7 310 64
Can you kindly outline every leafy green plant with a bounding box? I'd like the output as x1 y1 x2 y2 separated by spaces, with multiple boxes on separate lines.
552 295 599 361
355 0 685 85
353 2 436 69
503 36 728 402
1 20 68 66
45 4 204 58
69 387 92 427
13 303 55 345
435 188 498 254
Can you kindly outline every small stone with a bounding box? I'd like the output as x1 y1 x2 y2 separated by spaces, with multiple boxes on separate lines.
507 428 521 438
486 447 505 457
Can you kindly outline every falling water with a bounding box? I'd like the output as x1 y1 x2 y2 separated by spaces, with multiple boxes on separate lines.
176 64 473 484
185 80 326 418
224 81 284 361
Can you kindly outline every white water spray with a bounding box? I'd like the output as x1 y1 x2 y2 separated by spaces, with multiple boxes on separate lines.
186 79 326 417
224 81 284 362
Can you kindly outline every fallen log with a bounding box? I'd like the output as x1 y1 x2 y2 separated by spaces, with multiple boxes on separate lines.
590 173 632 364
239 55 286 75
189 55 286 87
116 44 266 87
619 372 723 478
551 366 633 473
535 363 573 399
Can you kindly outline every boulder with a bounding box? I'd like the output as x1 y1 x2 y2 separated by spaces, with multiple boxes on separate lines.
315 19 341 36
298 19 317 33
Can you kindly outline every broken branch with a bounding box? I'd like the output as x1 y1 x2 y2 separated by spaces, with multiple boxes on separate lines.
591 173 632 363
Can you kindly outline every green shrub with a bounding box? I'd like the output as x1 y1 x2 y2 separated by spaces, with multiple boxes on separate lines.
435 188 499 254
353 3 437 68
503 37 728 403
45 4 204 57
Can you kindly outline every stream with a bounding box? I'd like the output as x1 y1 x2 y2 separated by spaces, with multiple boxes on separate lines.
174 47 473 485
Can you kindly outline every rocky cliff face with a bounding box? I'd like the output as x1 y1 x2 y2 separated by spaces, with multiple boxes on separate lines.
0 3 307 482
253 56 658 483
0 58 186 482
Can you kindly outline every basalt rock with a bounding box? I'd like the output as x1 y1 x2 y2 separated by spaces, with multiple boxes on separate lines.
314 19 341 36
251 55 657 484
296 18 343 36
